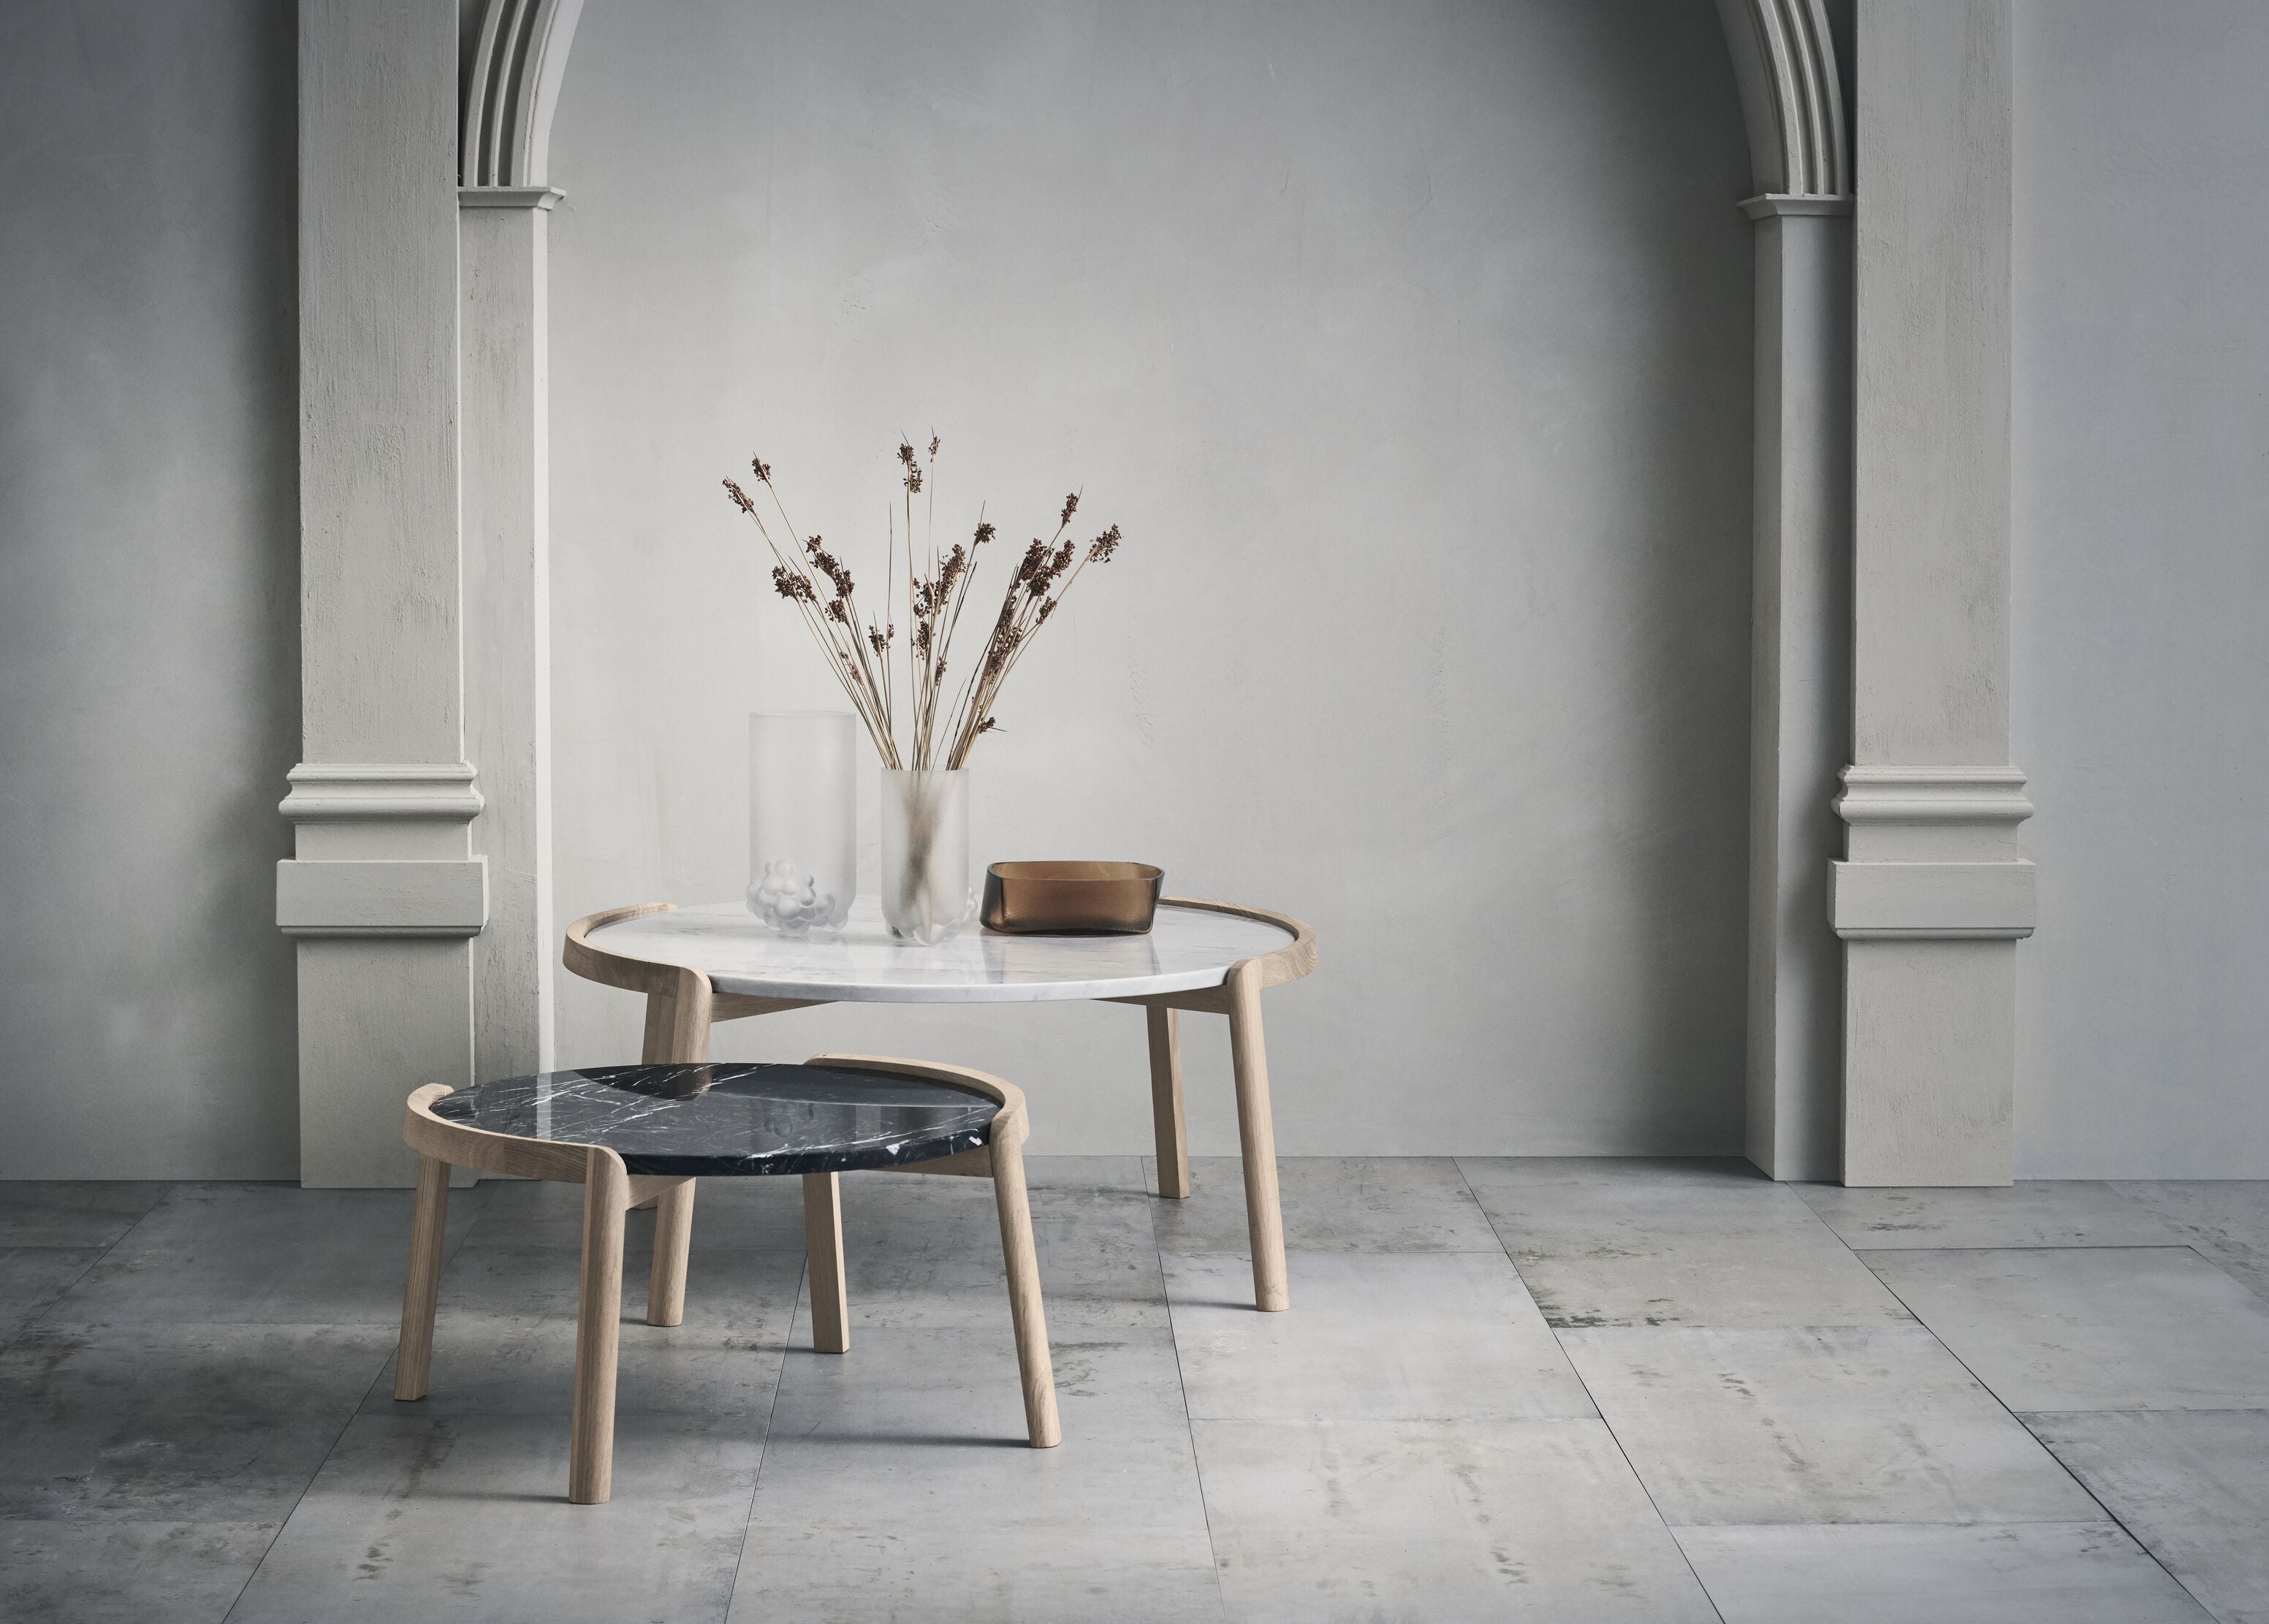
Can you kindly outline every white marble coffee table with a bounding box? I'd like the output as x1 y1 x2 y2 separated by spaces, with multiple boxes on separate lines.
566 896 1318 1311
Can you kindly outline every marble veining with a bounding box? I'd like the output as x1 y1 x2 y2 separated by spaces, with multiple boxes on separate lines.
586 898 1296 1003
430 1064 997 1176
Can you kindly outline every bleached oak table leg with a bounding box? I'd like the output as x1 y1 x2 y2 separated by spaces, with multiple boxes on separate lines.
1146 1004 1190 1200
393 1152 451 1400
1226 963 1290 1311
989 1127 1061 1446
569 1147 630 1505
803 1170 851 1354
646 1181 695 1327
641 968 712 1326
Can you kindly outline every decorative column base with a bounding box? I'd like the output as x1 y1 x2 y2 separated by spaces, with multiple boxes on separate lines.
279 764 487 1188
292 939 478 1189
1833 766 2034 1186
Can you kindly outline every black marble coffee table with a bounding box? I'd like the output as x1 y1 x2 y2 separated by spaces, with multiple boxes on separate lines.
393 1055 1059 1506
430 1062 1000 1175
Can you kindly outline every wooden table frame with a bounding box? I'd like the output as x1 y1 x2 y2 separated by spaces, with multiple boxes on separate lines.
564 896 1318 1313
395 1053 1058 1505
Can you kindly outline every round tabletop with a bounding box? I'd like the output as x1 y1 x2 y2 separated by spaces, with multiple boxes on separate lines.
581 898 1301 1004
430 1062 998 1176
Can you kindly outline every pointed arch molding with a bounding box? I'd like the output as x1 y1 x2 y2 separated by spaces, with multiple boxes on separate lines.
460 0 585 191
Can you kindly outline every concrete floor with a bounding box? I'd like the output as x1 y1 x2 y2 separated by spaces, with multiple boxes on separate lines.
3 1159 2267 1623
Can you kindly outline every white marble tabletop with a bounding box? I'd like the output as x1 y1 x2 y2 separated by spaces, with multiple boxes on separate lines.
585 899 1298 1004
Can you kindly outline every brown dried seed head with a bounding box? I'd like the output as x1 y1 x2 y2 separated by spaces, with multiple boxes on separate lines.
1060 492 1079 524
750 457 772 483
973 520 997 545
723 479 756 514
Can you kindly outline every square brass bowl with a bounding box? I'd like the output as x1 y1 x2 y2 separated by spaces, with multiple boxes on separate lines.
981 861 1164 934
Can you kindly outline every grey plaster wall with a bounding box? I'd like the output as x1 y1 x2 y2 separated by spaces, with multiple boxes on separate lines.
2012 1 2269 1175
0 1 300 1177
544 0 1759 1155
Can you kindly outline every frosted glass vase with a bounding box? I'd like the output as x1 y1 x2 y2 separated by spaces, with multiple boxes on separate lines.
882 768 974 945
746 712 856 935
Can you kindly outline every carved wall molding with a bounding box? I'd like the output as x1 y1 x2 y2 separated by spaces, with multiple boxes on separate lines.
460 186 563 210
1835 765 2034 827
1741 194 1852 220
1717 0 1852 203
459 0 587 189
278 762 484 823
276 858 489 938
1829 861 2037 940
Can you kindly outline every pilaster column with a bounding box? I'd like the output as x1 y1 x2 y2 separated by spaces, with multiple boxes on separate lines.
284 0 480 1188
452 0 587 1086
1742 194 1852 1181
1714 0 1854 1181
460 188 560 1089
1839 0 2033 1185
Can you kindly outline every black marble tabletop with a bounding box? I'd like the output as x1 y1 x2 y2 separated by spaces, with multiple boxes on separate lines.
430 1063 998 1176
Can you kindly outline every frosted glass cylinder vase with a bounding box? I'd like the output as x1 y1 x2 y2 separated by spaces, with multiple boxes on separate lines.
882 768 974 945
746 712 856 935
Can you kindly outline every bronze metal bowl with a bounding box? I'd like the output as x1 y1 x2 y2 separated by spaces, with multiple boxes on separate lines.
980 861 1164 934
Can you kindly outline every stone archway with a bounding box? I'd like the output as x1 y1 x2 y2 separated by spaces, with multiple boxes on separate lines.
284 0 2027 1188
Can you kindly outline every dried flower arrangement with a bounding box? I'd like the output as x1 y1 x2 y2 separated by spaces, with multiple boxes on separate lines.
723 438 1122 771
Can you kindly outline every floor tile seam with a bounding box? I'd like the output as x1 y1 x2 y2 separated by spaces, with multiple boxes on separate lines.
2180 1242 2269 1308
1546 1319 1950 1341
1855 1246 2219 1619
1153 1247 1514 1257
13 1316 422 1334
1 1183 178 1356
1848 1242 2208 1254
1786 1181 2048 1335
1539 1316 1920 1333
360 1397 791 1423
0 1251 115 1359
217 1311 398 1624
2015 1405 2269 1421
0 1234 151 1252
1450 1158 1726 1623
722 1252 807 1624
1185 1411 1638 1432
1665 1514 2154 1531
1149 1189 1234 1623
